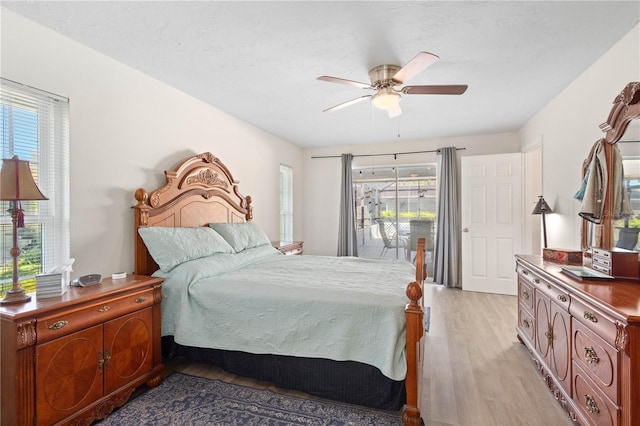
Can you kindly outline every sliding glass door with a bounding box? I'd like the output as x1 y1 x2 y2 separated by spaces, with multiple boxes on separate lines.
354 164 436 270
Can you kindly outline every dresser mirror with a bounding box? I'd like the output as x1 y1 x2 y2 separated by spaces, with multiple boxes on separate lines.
616 121 639 250
580 82 640 252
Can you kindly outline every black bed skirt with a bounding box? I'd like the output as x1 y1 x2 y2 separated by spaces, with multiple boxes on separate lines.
162 336 406 411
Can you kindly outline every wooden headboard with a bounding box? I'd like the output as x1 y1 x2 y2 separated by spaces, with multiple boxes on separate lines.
132 152 253 275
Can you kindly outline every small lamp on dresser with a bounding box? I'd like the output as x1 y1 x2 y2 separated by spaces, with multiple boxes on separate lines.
0 155 48 304
532 195 553 249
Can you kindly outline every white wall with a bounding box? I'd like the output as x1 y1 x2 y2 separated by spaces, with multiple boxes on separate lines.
1 9 304 277
302 132 520 255
3 9 637 273
519 24 640 250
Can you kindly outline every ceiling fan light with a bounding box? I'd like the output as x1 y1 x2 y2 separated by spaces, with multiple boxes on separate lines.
372 89 400 110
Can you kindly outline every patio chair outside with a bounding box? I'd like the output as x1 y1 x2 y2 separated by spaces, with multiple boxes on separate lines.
376 219 408 259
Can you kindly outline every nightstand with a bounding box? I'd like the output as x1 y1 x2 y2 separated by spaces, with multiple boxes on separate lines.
0 275 164 426
272 241 304 255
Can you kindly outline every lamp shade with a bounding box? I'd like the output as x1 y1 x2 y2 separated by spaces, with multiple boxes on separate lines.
0 156 48 201
532 196 552 215
372 88 400 110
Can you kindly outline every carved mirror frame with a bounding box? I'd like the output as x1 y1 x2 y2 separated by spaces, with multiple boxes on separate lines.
581 82 640 250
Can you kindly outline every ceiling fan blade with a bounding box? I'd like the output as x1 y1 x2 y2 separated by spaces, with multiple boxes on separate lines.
323 95 372 113
402 85 468 95
317 76 372 89
392 52 439 84
387 103 402 118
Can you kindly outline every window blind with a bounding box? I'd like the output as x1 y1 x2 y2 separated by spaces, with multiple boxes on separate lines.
1 78 70 293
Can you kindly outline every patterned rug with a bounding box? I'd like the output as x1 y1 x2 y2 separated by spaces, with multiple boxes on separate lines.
97 373 403 425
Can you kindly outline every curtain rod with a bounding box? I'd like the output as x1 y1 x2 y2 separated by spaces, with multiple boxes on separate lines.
310 147 465 160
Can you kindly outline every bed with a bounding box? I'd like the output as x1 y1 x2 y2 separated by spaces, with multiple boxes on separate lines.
132 152 426 425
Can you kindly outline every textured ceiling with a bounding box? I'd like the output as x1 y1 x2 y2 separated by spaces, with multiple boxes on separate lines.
3 1 639 148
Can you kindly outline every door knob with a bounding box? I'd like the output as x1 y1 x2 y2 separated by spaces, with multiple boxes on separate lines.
462 228 469 233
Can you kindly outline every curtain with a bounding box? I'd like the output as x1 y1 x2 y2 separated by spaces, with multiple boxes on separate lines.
433 147 460 288
337 153 358 257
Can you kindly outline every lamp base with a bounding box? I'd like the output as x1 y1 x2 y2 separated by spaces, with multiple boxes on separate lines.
0 287 32 305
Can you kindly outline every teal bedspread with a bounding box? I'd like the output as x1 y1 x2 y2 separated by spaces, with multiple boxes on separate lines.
155 245 416 381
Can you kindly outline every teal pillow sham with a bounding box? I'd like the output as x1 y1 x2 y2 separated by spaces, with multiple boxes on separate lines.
138 226 234 273
208 222 271 253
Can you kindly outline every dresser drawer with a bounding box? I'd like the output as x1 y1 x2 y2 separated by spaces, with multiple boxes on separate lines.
573 362 619 426
518 279 534 313
536 280 570 312
593 255 612 268
572 318 619 404
516 263 539 286
36 288 155 343
570 297 618 348
592 248 612 260
518 304 535 344
592 263 612 275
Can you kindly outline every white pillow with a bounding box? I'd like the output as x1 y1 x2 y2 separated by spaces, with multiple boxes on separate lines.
138 227 234 273
208 222 271 253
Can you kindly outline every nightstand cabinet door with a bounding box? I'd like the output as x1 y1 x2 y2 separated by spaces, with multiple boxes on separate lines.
104 308 153 393
36 325 104 425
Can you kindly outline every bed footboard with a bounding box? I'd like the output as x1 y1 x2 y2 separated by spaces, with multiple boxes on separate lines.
402 238 426 426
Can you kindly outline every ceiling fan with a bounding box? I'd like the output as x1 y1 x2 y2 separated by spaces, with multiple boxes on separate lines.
317 52 467 118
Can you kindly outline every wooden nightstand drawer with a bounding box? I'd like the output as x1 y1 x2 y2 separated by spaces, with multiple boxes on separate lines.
36 287 154 343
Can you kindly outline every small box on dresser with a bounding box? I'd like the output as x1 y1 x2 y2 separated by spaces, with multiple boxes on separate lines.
590 247 639 280
543 248 584 265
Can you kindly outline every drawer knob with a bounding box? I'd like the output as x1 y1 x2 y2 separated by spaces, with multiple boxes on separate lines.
584 347 600 364
98 305 110 313
48 320 68 330
522 290 530 300
522 318 530 328
522 270 529 276
583 311 598 323
557 295 567 303
533 278 540 284
135 297 147 304
584 394 599 414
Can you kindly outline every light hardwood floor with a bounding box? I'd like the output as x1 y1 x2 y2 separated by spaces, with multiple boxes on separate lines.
165 283 578 426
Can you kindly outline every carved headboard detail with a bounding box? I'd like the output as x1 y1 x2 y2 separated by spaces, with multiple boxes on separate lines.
132 152 253 275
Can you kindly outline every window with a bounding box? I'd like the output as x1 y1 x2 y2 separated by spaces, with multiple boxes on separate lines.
354 164 437 268
279 164 293 241
1 79 70 295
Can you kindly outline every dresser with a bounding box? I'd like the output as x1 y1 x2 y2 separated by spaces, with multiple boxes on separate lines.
0 275 164 426
515 255 640 426
271 240 304 255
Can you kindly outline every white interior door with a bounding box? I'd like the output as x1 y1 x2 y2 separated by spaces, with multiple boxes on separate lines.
461 153 523 295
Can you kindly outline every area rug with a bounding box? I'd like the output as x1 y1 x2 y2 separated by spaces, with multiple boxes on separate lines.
97 373 403 425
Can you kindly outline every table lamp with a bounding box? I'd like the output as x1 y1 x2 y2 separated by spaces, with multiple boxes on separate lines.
532 195 553 249
0 156 48 304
